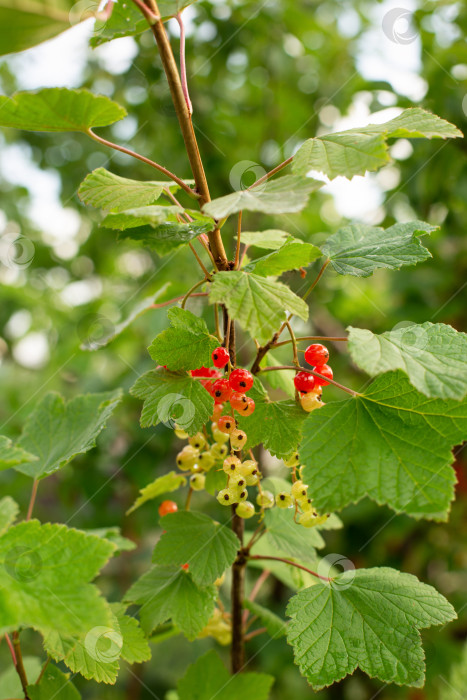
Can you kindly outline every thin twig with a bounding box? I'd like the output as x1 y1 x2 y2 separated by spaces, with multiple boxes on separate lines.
5 633 17 665
259 365 358 397
285 321 299 368
244 627 268 642
86 129 196 198
181 278 208 309
248 555 331 582
12 632 30 699
150 292 207 310
176 12 193 115
249 156 294 190
234 211 243 269
214 304 222 342
185 487 193 510
188 243 211 278
303 259 330 301
35 658 50 685
26 480 38 521
131 0 158 22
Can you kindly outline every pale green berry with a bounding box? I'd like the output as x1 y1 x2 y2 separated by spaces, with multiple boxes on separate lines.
230 428 247 450
217 488 237 506
198 451 215 470
174 427 189 439
237 488 248 502
299 497 313 512
284 452 300 468
245 472 260 486
212 425 229 444
210 443 229 460
291 480 308 500
239 460 258 476
188 432 206 450
236 501 255 519
223 455 241 474
190 473 206 491
276 492 293 508
299 510 319 528
176 445 199 471
256 490 274 509
229 473 247 489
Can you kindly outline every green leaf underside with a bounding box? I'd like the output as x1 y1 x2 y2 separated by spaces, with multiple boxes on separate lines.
293 108 462 179
262 351 295 398
124 565 216 640
237 380 307 458
44 603 150 684
177 650 274 700
78 168 189 212
149 307 218 371
300 371 467 520
127 471 187 515
27 664 80 700
244 237 322 276
243 600 288 639
0 88 126 132
263 507 325 558
209 271 308 344
348 323 467 400
153 512 240 586
130 368 214 436
203 175 323 219
0 436 37 472
0 656 41 699
0 521 115 638
0 497 20 535
440 640 467 700
16 390 122 479
321 221 435 277
80 284 170 351
240 230 290 250
117 220 213 253
102 205 184 230
286 567 456 690
0 1 78 57
91 1 200 47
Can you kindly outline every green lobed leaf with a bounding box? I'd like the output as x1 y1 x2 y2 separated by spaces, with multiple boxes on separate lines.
243 600 288 639
111 603 151 665
348 323 467 400
209 271 308 344
127 471 186 515
16 390 122 479
27 664 80 700
0 496 20 535
124 565 216 640
149 307 218 371
321 221 435 277
240 229 290 250
80 284 171 351
293 108 462 179
237 380 307 458
102 205 183 230
130 369 214 437
177 649 274 700
203 175 323 219
117 219 213 253
0 521 115 638
0 1 81 57
0 88 126 132
0 435 37 472
286 567 456 690
300 371 467 520
244 237 322 276
0 656 41 699
78 168 189 212
153 512 240 586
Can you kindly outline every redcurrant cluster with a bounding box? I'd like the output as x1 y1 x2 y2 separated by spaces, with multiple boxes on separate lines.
294 343 333 413
191 348 256 417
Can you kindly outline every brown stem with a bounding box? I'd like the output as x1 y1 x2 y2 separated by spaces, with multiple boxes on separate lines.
12 632 30 699
231 514 246 674
185 487 193 510
244 627 267 642
26 480 38 521
234 211 242 269
303 259 330 300
145 1 228 269
188 243 211 278
247 555 331 582
181 278 208 309
35 658 50 685
176 12 192 114
250 156 294 189
86 129 195 197
259 365 358 397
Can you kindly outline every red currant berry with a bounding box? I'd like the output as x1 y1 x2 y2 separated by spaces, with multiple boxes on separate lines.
158 500 178 517
239 397 255 416
229 368 253 393
212 346 230 368
230 392 248 411
201 379 215 395
191 366 220 378
304 343 329 366
314 364 333 386
212 378 232 403
294 371 315 393
218 416 236 434
211 403 224 421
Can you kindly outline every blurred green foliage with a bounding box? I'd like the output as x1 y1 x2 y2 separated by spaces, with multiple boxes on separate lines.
0 1 466 698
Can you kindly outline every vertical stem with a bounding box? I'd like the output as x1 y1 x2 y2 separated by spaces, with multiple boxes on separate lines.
12 632 30 699
231 512 246 674
26 480 38 521
176 12 193 115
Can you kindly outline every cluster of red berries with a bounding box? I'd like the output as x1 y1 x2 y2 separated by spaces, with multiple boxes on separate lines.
191 347 255 417
293 343 333 413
